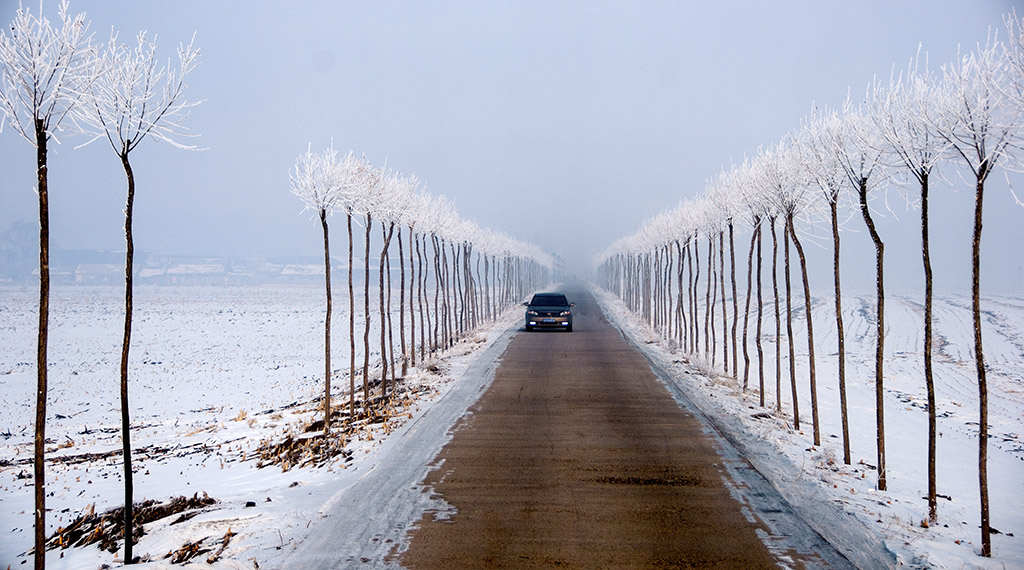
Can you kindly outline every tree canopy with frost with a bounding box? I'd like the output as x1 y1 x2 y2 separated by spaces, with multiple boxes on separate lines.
74 29 200 564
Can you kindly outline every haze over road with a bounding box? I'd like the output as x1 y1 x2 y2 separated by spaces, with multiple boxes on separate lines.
400 288 854 569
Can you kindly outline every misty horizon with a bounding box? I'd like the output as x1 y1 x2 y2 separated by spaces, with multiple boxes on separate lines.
2 1 1022 292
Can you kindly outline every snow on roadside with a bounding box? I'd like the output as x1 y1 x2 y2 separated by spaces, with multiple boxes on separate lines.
0 284 522 568
593 285 1024 569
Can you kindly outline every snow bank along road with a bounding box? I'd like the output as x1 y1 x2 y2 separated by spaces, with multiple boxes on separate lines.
293 288 874 569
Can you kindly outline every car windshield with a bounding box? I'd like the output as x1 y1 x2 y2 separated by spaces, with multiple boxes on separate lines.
530 294 568 307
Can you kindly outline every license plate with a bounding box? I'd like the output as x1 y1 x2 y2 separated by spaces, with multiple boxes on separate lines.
542 318 555 323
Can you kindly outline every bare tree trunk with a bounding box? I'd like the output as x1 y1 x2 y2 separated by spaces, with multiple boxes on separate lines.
789 216 819 446
416 233 426 363
320 209 332 431
363 214 372 402
755 225 765 408
385 227 396 385
451 243 462 338
704 238 712 359
419 234 430 360
676 241 686 349
719 231 729 375
920 172 937 522
118 152 138 564
33 119 49 570
742 218 758 391
971 168 991 556
857 179 886 492
379 223 395 395
348 213 355 417
399 227 408 376
441 240 451 349
688 239 698 354
729 222 739 378
783 215 799 430
432 236 441 353
770 217 782 412
829 200 850 465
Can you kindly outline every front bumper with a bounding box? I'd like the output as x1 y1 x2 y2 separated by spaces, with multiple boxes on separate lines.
526 314 572 328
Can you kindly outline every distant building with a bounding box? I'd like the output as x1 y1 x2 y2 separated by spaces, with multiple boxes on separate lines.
74 264 122 285
163 263 228 285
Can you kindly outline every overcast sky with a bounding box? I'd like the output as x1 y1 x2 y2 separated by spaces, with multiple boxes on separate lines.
1 1 1022 290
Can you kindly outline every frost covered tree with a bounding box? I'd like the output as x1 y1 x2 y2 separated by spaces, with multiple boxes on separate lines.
0 3 96 567
290 144 347 435
833 98 890 490
801 106 853 464
935 38 1020 557
867 53 952 521
76 30 199 563
335 152 373 417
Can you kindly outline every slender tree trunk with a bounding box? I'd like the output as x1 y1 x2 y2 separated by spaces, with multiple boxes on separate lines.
441 240 451 348
830 199 850 465
347 213 355 417
756 225 766 408
783 214 799 430
118 152 138 564
729 222 739 378
432 236 441 353
689 239 698 354
790 216 818 445
742 218 758 391
920 172 937 522
704 238 713 359
857 179 886 491
770 217 782 412
676 241 686 349
719 231 729 374
33 119 49 570
379 224 395 394
418 234 428 361
385 227 396 385
363 214 372 402
320 209 332 432
971 168 991 556
399 227 408 376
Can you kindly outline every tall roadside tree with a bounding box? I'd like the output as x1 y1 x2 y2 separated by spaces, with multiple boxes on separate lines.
334 152 373 418
290 144 346 436
935 38 1020 557
866 54 951 522
76 30 199 563
802 106 854 464
776 138 822 445
757 140 820 439
833 98 890 490
0 3 96 567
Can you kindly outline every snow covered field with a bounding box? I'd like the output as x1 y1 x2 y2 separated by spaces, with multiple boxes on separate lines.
594 287 1024 569
0 284 519 568
1 283 1021 568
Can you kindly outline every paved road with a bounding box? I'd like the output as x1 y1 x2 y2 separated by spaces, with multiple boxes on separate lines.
399 289 854 569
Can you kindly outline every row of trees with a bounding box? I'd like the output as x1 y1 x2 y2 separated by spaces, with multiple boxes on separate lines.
0 2 199 566
597 18 1024 558
2 2 552 568
289 144 551 435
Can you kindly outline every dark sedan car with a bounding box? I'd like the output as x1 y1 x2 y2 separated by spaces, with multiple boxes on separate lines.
523 292 574 332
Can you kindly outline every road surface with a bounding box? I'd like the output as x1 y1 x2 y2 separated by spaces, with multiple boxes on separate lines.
399 288 854 569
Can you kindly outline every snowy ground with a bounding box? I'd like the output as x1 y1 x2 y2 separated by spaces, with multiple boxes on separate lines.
1 284 1021 569
593 286 1024 569
0 284 521 568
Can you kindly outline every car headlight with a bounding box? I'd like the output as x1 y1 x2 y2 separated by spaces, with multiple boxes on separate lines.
527 310 538 315
559 311 570 316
